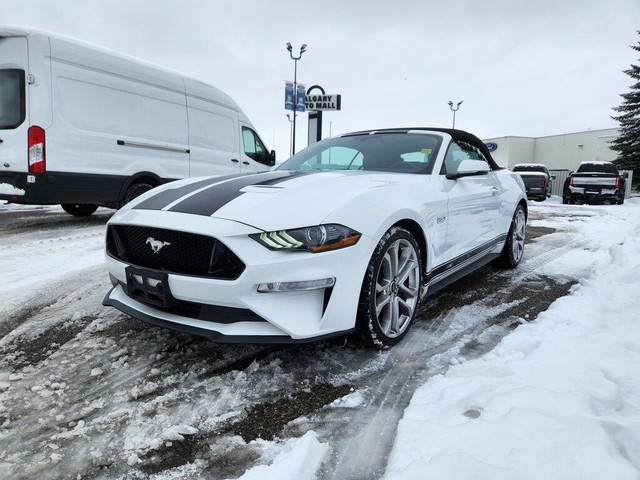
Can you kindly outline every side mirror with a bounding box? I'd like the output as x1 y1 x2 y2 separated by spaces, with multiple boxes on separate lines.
446 160 490 180
623 172 629 179
551 175 556 180
268 150 276 167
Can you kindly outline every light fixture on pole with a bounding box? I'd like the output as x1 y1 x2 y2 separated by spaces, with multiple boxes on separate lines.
286 42 307 155
448 100 463 129
286 114 294 157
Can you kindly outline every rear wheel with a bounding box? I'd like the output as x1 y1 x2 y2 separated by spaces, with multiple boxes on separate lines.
617 195 625 205
120 181 154 207
497 204 526 269
60 203 98 217
356 227 421 349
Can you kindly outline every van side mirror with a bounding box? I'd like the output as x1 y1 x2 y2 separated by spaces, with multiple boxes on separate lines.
623 172 629 179
268 150 276 166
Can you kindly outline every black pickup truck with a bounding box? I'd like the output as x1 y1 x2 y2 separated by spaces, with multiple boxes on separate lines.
512 164 554 201
563 162 627 205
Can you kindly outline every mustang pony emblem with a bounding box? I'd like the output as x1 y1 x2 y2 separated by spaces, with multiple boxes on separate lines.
146 237 171 254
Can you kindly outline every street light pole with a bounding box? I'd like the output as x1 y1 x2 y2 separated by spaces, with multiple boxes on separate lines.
286 114 294 157
286 42 306 155
448 100 463 129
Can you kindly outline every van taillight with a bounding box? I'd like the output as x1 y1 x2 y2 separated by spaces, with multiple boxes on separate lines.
615 176 622 188
541 177 546 188
569 176 574 187
28 126 46 173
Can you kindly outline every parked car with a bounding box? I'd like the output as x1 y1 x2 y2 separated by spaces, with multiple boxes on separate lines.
0 26 274 216
512 163 554 201
103 128 527 348
563 161 627 205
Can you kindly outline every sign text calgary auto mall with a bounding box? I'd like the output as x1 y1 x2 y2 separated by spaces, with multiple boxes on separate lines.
305 94 342 111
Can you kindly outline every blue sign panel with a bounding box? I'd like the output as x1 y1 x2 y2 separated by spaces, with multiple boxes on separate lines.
284 82 294 111
485 142 498 152
296 84 306 112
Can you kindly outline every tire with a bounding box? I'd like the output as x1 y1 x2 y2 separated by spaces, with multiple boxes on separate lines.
61 203 98 217
356 226 422 349
562 195 570 205
121 182 154 207
617 195 625 205
497 204 526 269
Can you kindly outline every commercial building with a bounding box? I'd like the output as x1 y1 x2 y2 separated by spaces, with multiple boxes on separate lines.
483 128 619 170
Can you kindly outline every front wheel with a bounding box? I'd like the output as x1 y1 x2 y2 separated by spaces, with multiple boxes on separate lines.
497 204 526 269
61 203 98 217
356 227 422 349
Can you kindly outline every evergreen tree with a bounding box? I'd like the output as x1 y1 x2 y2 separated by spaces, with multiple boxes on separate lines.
611 31 640 171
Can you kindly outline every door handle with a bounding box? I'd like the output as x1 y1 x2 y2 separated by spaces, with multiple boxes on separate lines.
231 158 239 163
243 161 250 165
491 187 501 195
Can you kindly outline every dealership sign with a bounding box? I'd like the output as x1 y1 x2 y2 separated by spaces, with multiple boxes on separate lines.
485 142 498 152
306 94 342 111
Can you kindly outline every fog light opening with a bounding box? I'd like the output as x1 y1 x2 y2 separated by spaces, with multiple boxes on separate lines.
257 277 336 293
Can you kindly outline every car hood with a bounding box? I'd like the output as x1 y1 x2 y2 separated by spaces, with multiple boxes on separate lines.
130 170 413 231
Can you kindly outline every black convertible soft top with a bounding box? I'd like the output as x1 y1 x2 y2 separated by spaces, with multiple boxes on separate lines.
343 127 501 170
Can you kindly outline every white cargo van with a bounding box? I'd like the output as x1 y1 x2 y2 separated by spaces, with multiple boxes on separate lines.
0 26 275 216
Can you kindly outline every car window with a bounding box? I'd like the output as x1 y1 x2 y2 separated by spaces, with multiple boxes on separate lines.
278 133 441 174
242 127 270 165
441 140 488 175
513 165 546 173
577 163 618 174
0 69 26 129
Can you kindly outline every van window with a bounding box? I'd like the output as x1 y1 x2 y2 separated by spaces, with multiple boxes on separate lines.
0 69 26 129
242 127 270 165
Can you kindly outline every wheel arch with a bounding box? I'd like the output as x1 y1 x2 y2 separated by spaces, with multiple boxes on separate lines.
392 219 428 276
118 172 163 203
518 198 528 220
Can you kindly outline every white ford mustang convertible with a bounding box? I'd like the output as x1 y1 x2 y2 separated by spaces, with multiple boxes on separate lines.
103 128 527 348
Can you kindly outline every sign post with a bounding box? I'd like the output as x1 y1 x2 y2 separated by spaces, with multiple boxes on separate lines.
306 85 342 146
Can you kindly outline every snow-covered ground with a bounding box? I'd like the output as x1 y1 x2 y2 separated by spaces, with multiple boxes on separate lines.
1 198 640 479
241 198 640 479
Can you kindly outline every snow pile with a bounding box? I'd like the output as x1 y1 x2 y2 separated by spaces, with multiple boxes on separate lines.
384 201 640 479
0 183 25 196
232 431 328 480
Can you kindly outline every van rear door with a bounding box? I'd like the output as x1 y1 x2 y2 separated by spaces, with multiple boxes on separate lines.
0 36 29 178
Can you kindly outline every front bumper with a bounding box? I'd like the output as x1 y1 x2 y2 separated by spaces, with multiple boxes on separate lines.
103 210 373 342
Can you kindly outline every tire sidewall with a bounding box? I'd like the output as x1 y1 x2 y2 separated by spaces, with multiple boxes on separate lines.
501 204 526 268
357 226 421 348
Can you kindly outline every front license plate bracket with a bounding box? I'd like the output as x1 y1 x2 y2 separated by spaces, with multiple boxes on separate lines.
125 266 177 308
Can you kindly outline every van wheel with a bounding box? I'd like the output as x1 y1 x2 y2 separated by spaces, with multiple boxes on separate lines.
121 182 154 207
61 203 98 217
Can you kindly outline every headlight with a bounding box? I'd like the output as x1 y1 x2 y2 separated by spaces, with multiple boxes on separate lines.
250 224 361 253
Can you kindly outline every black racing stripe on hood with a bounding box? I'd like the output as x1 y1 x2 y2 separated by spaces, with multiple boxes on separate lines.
168 171 308 217
133 174 243 211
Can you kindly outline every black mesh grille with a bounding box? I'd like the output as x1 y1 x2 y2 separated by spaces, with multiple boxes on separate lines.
106 225 245 279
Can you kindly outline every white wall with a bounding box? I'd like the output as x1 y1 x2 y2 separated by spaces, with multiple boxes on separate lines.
484 128 619 170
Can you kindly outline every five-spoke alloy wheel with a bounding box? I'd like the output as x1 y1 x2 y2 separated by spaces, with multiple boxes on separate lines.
357 226 421 348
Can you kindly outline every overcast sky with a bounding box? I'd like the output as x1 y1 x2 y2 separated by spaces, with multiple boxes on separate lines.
1 0 639 158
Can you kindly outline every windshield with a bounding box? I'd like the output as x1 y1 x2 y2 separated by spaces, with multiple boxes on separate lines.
0 69 25 129
277 133 442 174
513 165 546 173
